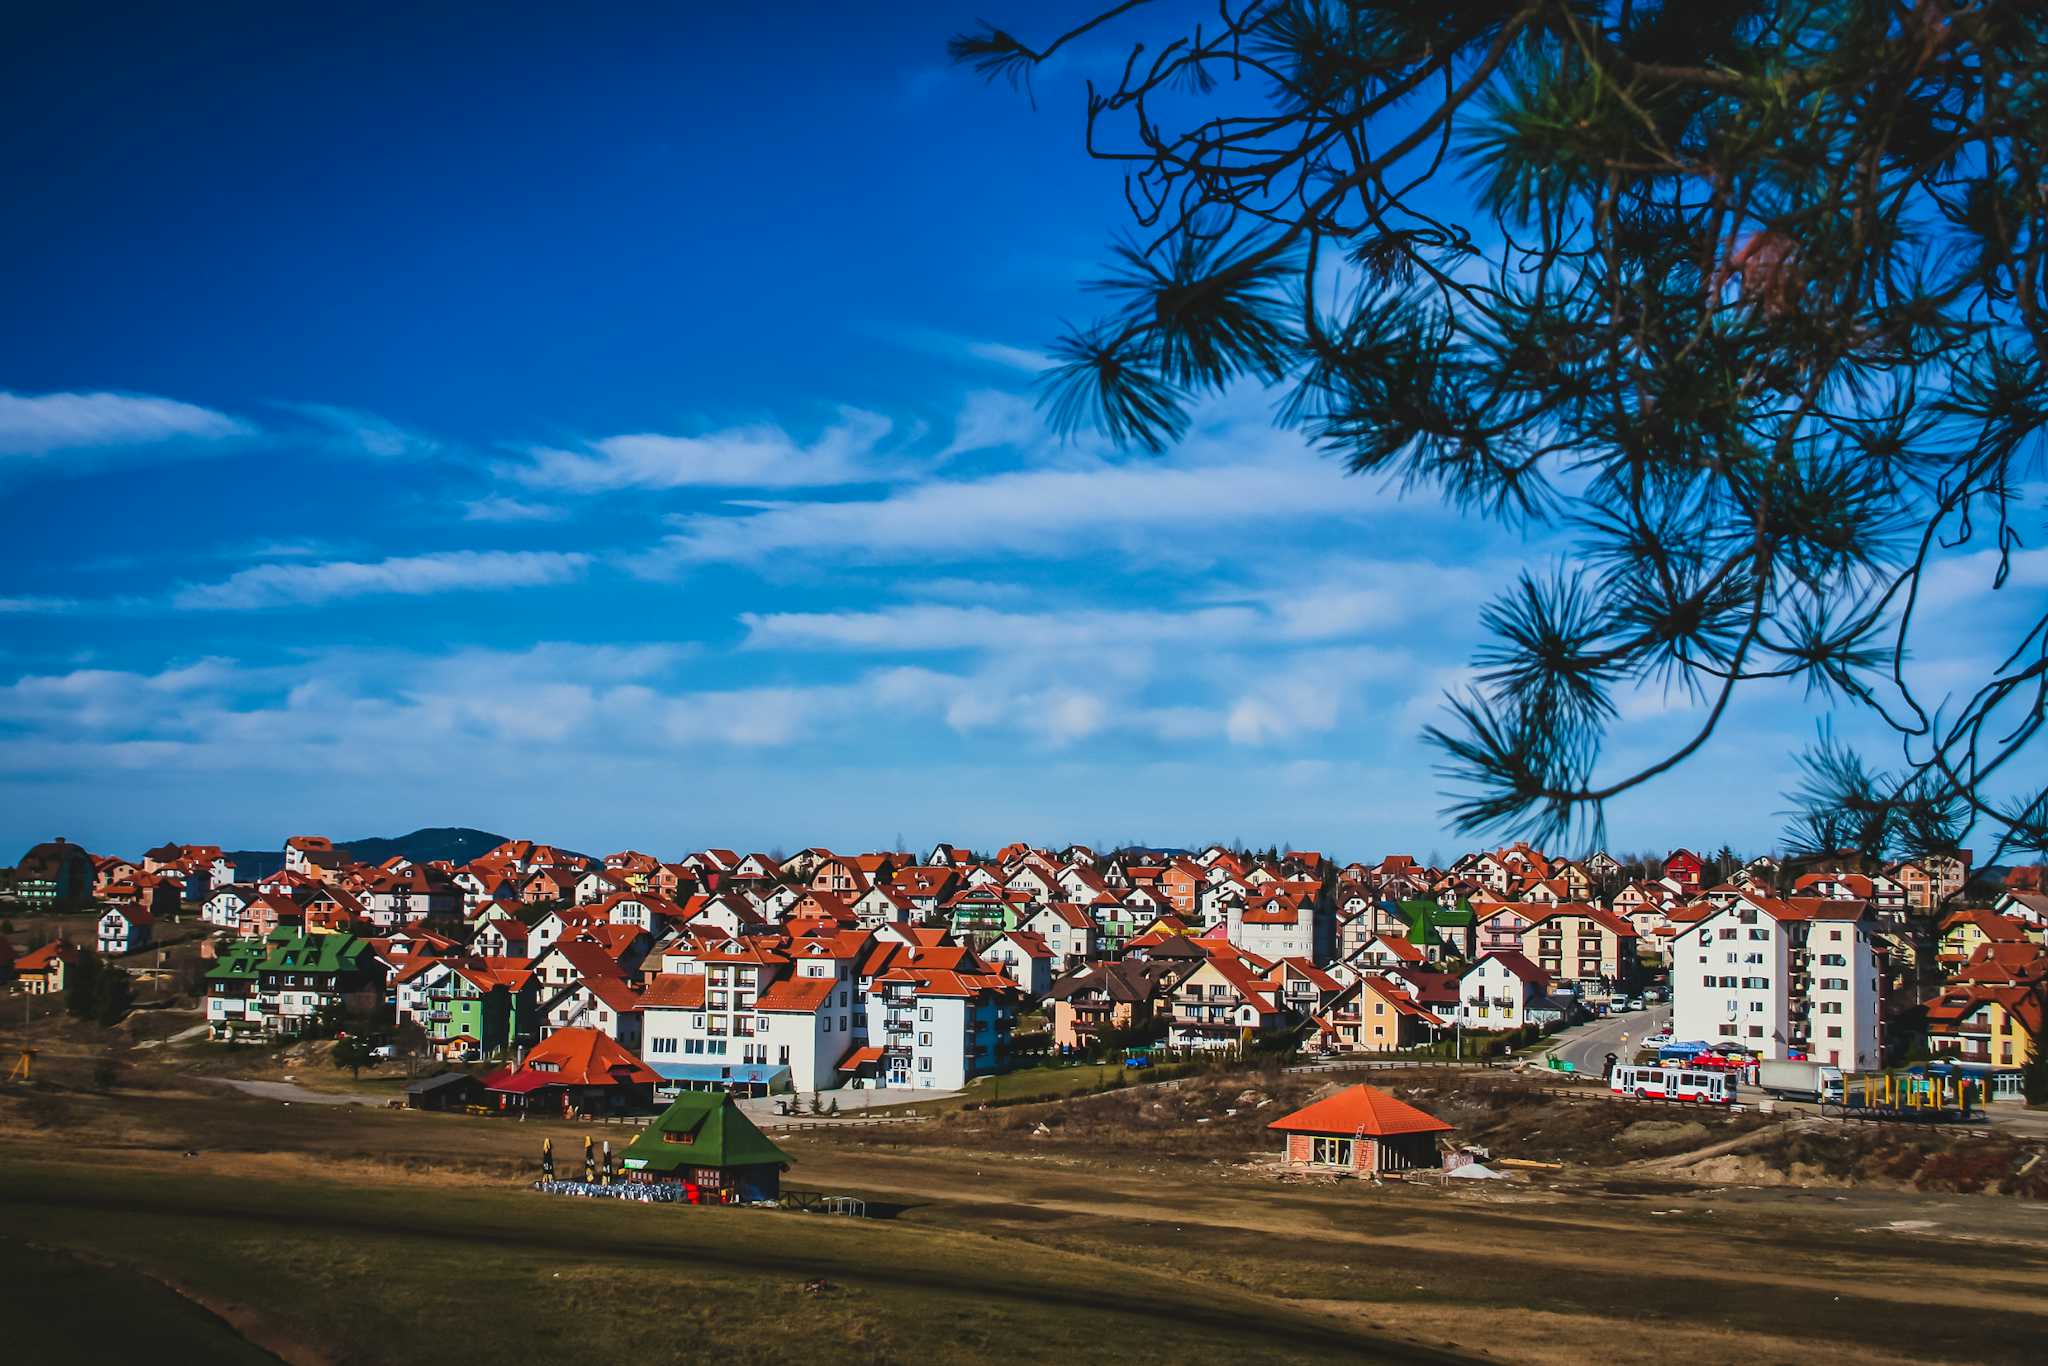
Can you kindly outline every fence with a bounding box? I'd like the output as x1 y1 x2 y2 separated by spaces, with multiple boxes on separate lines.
1286 1058 1498 1075
761 1115 926 1131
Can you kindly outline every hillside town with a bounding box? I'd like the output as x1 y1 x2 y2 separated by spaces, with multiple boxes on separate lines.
7 832 2043 1107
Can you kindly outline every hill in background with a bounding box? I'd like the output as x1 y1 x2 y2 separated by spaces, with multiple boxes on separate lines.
222 826 508 879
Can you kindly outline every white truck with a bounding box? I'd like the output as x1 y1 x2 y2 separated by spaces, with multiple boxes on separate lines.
1756 1058 1844 1102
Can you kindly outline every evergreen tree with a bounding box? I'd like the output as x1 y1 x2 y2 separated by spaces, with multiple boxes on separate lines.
957 3 2048 861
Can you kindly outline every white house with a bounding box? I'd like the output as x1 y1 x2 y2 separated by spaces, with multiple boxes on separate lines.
1458 952 1549 1030
1020 903 1098 974
96 905 154 956
204 886 255 932
982 931 1054 998
538 974 644 1049
1670 894 1882 1070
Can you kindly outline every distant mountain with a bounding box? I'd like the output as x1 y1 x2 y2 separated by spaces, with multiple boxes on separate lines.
219 826 508 880
339 827 509 866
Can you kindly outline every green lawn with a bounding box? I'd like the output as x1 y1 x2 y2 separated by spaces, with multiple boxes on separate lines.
0 1158 1464 1365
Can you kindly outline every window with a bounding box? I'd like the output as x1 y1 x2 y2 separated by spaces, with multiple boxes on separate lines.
919 1007 932 1022
1826 1026 1842 1039
778 1045 790 1064
918 1057 932 1072
1748 928 1769 941
1310 1136 1354 1167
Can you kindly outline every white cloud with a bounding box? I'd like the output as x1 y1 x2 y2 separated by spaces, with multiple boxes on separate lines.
171 550 590 610
506 407 896 491
276 402 443 461
938 389 1046 459
965 341 1055 373
644 442 1391 569
463 495 565 523
740 603 1260 653
0 390 249 457
1915 545 2048 614
0 595 77 614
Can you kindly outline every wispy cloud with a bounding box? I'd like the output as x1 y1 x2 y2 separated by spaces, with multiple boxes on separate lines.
741 603 1260 653
938 389 1047 459
643 442 1388 570
463 495 566 523
0 390 249 458
0 595 79 614
504 407 898 492
964 340 1053 373
171 549 590 610
274 401 444 461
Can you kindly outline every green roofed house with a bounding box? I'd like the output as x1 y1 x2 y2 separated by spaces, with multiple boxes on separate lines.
256 928 380 1036
205 939 267 1040
1391 899 1475 963
619 1091 791 1204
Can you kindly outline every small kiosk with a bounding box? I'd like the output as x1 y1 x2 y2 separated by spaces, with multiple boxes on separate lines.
618 1092 792 1203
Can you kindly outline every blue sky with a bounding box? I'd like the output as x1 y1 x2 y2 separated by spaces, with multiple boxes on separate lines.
3 3 2041 862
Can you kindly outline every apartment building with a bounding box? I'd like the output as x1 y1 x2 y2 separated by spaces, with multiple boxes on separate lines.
865 966 1019 1089
1670 894 1883 1069
1515 904 1641 992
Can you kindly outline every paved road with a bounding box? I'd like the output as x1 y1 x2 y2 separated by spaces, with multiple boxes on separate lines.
1546 1004 1671 1076
208 1077 378 1106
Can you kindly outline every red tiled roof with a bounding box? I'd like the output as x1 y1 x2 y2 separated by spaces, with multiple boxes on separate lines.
755 976 838 1012
509 1026 657 1087
1268 1084 1452 1137
639 974 708 1009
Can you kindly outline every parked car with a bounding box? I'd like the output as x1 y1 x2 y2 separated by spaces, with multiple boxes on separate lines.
1645 1031 1673 1048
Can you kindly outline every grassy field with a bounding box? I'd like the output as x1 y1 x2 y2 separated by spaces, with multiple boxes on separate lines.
0 1237 279 1365
0 1154 1466 1365
3 1022 2046 1365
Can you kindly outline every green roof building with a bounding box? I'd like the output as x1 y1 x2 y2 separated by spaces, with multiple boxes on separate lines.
1391 899 1475 961
619 1092 791 1203
205 940 266 1040
254 929 379 1036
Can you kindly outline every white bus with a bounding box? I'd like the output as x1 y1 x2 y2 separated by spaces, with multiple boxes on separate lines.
1610 1064 1735 1106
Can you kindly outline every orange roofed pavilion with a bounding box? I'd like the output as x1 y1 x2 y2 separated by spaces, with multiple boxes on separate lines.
1268 1084 1451 1176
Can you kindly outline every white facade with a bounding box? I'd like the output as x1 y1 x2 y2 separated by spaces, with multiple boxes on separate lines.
981 935 1053 998
1671 898 1882 1070
866 979 1012 1090
755 985 858 1093
1458 955 1541 1030
96 908 150 956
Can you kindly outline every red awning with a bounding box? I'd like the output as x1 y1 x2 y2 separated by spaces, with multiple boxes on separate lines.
837 1045 885 1071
